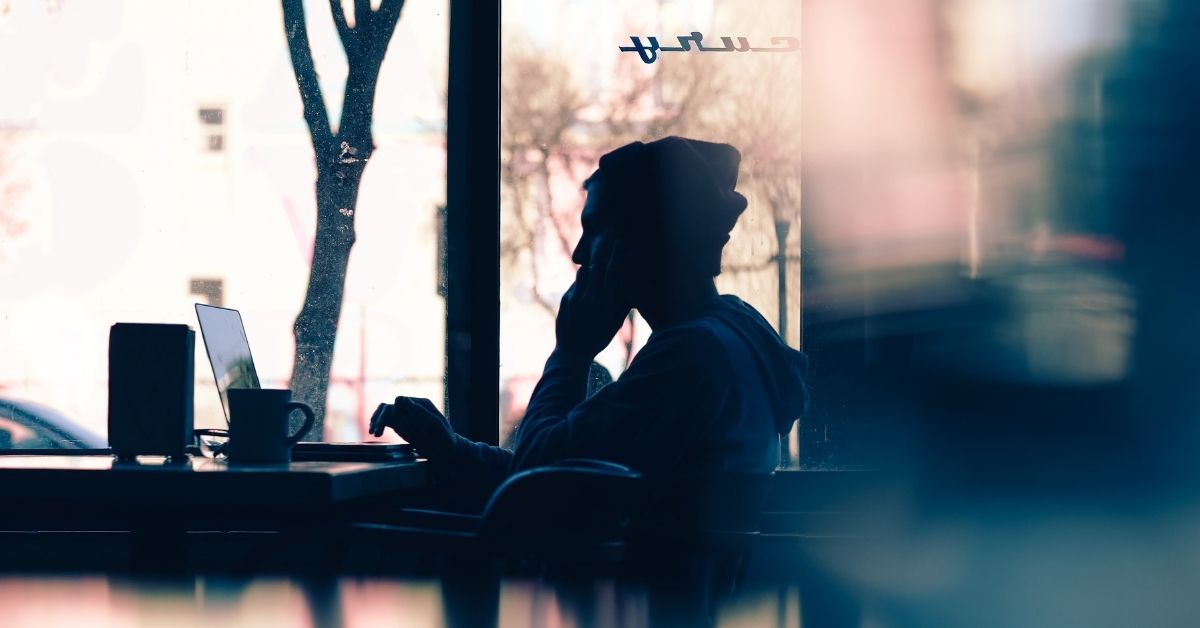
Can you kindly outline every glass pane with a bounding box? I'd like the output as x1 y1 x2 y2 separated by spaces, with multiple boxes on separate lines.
0 0 447 447
500 0 804 456
501 0 1145 471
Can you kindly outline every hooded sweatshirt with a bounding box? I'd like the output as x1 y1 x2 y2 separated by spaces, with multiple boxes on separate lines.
439 295 809 505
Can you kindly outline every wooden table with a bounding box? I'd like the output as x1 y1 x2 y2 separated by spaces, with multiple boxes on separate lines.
0 455 430 571
0 455 428 510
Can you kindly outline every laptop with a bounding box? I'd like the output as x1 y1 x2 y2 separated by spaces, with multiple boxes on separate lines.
194 303 414 462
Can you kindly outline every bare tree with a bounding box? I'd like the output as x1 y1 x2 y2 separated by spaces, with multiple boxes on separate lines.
500 39 586 318
500 38 718 366
681 48 803 346
282 0 406 438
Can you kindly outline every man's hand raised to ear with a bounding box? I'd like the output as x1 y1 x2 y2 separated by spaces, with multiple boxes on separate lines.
555 242 632 361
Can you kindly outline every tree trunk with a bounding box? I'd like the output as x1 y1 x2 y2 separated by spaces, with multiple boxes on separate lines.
281 0 404 439
289 162 363 439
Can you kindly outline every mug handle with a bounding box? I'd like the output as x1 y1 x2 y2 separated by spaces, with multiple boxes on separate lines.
284 402 316 445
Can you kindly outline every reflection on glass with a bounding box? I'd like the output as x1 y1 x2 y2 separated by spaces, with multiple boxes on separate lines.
796 0 1136 469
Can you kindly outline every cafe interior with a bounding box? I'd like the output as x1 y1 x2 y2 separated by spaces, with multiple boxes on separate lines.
1 0 1199 626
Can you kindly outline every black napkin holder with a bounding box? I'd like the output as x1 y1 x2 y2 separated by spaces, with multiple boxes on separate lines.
107 323 194 460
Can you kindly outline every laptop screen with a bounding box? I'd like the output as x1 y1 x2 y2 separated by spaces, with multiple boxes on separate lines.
195 304 261 423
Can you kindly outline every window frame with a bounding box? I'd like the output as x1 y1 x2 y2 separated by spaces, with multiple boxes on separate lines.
445 0 500 445
464 0 818 476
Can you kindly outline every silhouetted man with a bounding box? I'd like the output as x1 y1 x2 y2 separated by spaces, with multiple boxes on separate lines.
371 136 809 508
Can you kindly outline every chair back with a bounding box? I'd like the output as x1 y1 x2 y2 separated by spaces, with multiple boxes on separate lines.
478 459 643 563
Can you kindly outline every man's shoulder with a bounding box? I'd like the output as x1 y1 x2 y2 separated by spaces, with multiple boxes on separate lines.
643 318 723 351
616 325 727 400
654 297 756 340
631 318 728 377
629 296 772 371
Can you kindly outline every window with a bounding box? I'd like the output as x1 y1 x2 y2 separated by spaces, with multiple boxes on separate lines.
0 0 1147 470
497 0 1136 471
499 0 804 460
189 277 224 308
197 106 226 153
0 0 449 446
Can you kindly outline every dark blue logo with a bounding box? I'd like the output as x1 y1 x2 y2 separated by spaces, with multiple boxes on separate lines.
620 31 800 64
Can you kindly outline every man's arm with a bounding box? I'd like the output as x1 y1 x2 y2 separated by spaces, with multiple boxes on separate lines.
445 433 514 477
430 433 514 505
507 348 592 470
509 327 718 474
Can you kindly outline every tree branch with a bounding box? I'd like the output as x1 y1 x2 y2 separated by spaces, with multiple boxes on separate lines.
282 0 333 156
338 0 404 144
354 0 372 30
537 151 577 260
329 0 355 57
374 0 406 49
723 258 778 273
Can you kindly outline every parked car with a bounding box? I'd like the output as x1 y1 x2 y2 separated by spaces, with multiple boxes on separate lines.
0 396 106 450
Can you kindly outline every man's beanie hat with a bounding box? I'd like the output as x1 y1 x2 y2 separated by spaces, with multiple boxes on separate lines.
593 137 749 275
